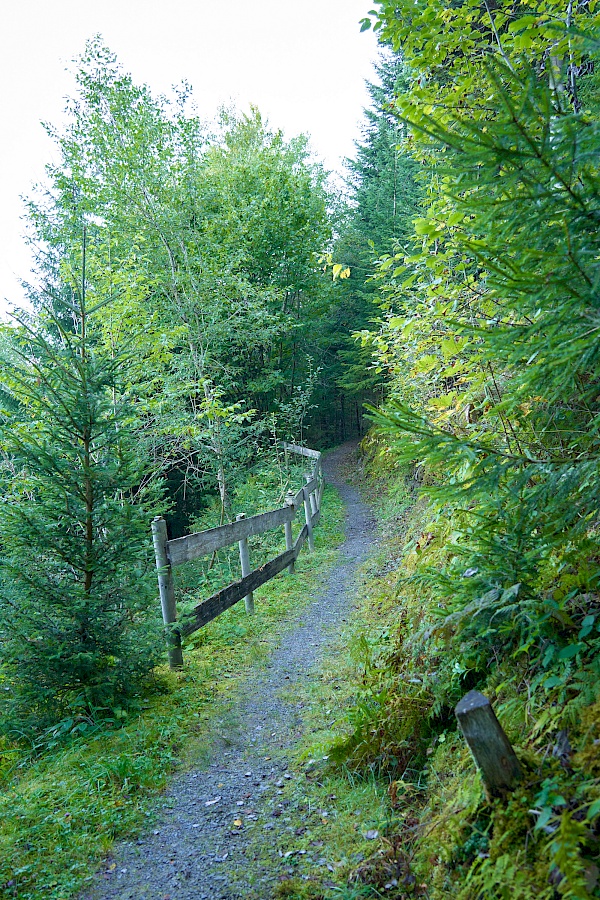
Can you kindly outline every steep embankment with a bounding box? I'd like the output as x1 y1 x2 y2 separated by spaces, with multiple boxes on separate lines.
82 443 377 900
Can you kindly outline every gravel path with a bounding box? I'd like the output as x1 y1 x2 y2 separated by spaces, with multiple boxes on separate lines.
83 442 375 900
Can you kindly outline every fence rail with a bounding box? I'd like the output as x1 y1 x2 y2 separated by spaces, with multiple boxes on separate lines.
151 443 323 668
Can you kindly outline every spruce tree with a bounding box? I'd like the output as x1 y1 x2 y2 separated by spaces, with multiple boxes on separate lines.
0 235 161 738
347 51 421 254
324 50 422 437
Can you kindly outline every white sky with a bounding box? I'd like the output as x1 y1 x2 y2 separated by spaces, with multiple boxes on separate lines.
1 1 379 311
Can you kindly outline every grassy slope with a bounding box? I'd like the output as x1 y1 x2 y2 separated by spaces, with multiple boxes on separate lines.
351 463 600 900
0 486 344 900
272 448 600 900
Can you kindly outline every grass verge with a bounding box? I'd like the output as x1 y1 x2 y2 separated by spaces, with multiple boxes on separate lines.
0 485 344 900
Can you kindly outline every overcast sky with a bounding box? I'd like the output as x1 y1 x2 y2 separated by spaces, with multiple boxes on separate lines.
1 1 379 311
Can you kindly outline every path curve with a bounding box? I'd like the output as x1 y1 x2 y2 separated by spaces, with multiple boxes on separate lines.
83 442 374 900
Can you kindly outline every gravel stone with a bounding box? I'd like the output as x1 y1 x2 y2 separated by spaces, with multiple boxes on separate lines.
81 442 375 900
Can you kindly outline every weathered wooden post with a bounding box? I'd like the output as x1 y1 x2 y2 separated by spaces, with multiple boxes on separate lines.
303 478 315 552
455 690 522 799
318 459 324 510
314 457 323 511
151 516 183 670
236 513 255 614
284 490 296 574
307 473 318 517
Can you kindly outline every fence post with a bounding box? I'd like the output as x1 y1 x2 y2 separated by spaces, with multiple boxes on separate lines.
317 456 324 510
314 457 322 511
455 690 522 798
307 472 318 517
284 490 296 574
303 479 315 552
151 516 183 670
236 513 255 614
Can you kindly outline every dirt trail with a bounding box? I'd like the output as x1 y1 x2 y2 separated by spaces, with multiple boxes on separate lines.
83 442 375 900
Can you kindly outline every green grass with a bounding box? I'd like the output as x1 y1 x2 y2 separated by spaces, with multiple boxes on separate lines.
0 485 344 900
292 447 600 900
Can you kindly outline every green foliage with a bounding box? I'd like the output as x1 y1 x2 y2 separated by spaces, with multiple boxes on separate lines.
0 277 161 739
360 49 600 867
27 37 338 479
0 34 365 750
324 453 600 899
355 0 600 885
324 50 422 433
365 0 600 721
346 51 421 255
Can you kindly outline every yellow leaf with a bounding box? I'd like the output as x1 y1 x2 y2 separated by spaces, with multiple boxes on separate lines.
414 354 438 375
428 392 456 410
233 818 243 827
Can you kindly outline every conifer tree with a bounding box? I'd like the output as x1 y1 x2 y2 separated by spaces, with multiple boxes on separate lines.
323 49 421 437
0 233 161 737
347 51 420 254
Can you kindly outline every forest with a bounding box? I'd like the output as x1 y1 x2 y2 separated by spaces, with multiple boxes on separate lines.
1 0 600 897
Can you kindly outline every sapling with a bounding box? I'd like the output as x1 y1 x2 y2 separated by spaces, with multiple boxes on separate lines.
0 242 161 739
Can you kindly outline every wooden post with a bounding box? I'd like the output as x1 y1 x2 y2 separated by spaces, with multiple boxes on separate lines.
303 482 315 552
317 457 324 510
151 516 183 669
314 457 322 511
236 513 255 614
284 491 295 574
455 690 522 798
307 473 318 516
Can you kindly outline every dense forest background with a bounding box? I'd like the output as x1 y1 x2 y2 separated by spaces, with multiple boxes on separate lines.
2 0 600 895
0 38 420 733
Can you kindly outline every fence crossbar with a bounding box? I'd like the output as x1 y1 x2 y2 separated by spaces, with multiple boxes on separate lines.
167 504 295 566
152 443 324 667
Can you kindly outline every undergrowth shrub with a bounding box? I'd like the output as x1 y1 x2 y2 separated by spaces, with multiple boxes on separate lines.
328 438 600 898
342 2 600 892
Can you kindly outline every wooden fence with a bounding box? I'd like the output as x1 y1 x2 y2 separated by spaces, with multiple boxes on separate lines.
151 443 324 668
